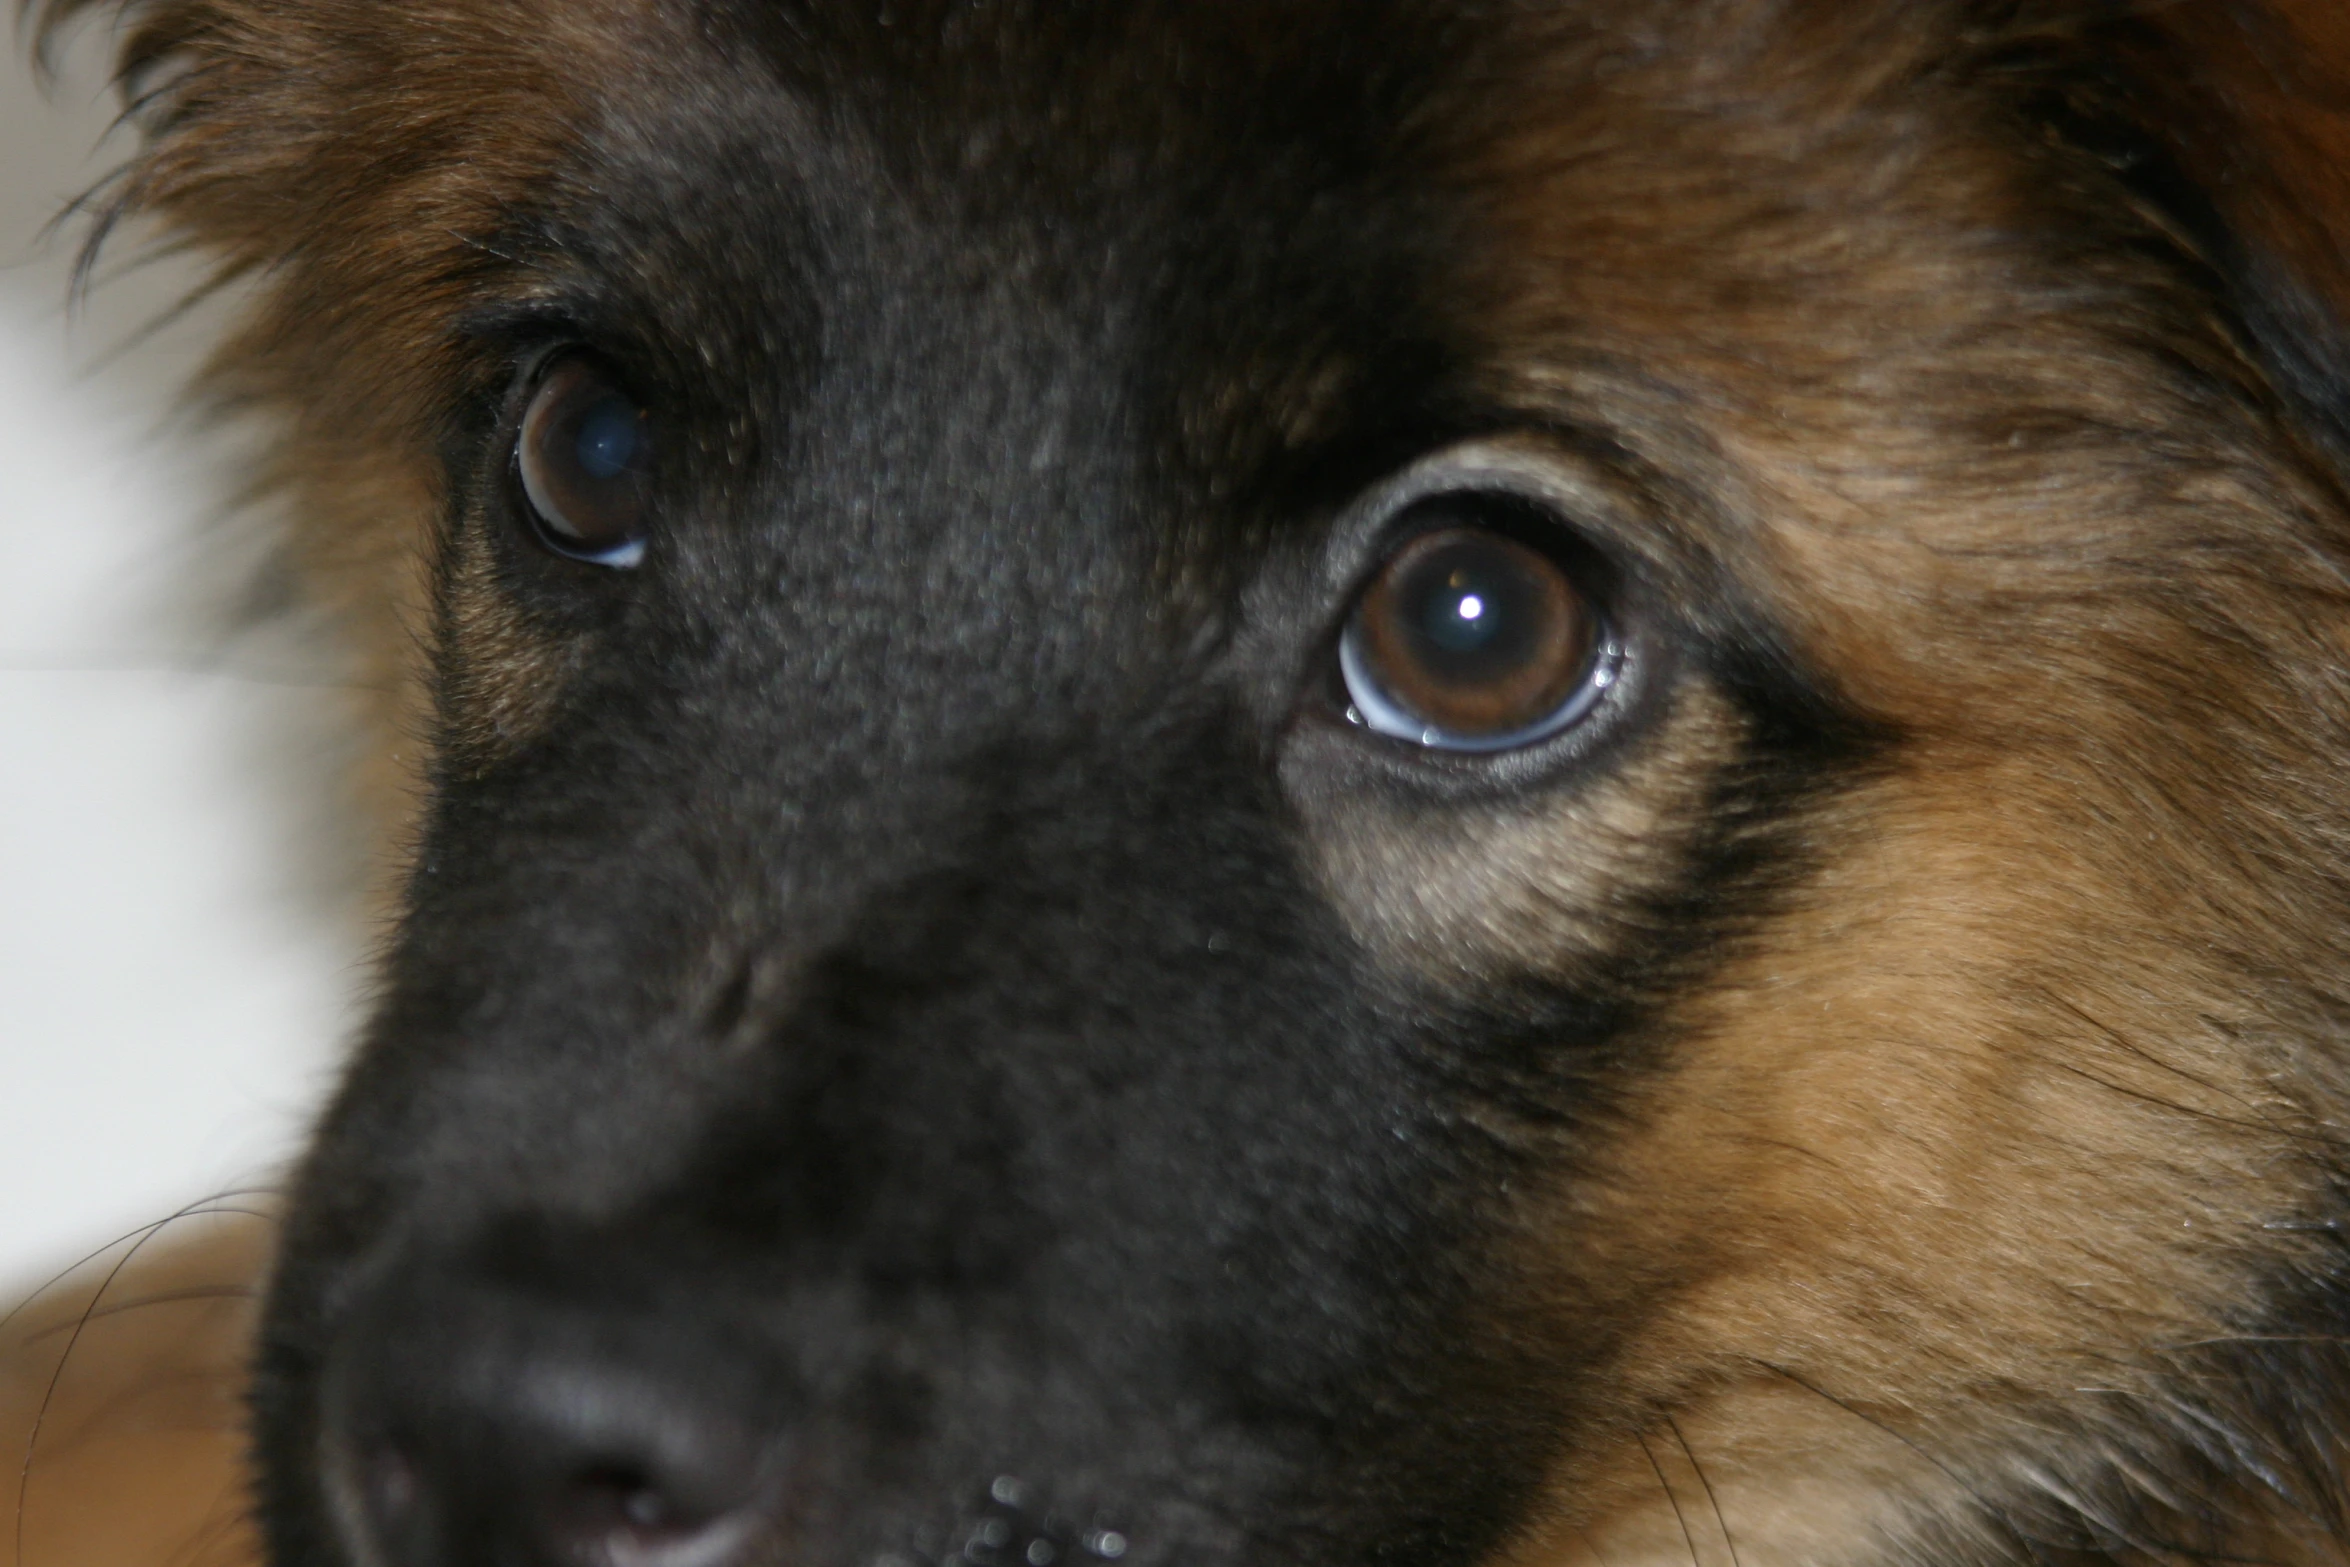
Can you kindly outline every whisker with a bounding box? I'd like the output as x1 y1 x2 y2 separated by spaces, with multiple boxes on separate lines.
1663 1413 1741 1567
0 1190 276 1337
10 1191 277 1567
1636 1431 1703 1567
18 1285 259 1348
2041 993 2324 1148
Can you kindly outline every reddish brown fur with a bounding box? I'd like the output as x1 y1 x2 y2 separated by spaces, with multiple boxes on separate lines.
21 1 2350 1563
1450 5 2350 1555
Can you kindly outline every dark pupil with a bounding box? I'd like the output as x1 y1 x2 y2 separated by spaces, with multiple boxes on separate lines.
1395 541 1540 683
574 397 642 482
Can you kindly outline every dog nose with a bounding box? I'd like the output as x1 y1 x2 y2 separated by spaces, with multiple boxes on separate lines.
347 1377 766 1567
323 1261 774 1567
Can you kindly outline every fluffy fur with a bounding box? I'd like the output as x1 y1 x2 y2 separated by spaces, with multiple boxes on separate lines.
17 2 2350 1565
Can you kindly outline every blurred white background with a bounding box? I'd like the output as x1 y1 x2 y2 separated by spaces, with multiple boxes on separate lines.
0 19 364 1284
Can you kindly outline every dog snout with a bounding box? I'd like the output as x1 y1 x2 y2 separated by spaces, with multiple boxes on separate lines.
320 1247 778 1567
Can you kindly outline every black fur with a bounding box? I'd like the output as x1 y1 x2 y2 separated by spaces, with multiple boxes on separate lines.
250 7 1876 1566
36 0 2350 1561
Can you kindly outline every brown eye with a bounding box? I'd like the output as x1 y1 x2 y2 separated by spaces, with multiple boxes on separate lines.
515 356 652 567
1338 516 1611 752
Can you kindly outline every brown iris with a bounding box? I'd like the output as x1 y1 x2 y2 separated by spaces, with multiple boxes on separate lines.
516 355 652 567
1338 523 1603 752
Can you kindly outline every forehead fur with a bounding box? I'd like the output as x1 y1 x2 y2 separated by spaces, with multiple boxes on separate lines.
42 0 2344 551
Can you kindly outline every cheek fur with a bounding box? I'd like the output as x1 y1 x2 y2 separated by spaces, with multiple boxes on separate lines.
1290 687 1746 986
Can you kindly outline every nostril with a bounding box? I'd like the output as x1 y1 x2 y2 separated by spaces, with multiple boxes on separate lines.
564 1462 677 1531
544 1460 762 1567
557 1461 673 1533
364 1442 420 1522
329 1351 772 1567
554 1460 711 1535
322 1249 787 1567
348 1437 434 1565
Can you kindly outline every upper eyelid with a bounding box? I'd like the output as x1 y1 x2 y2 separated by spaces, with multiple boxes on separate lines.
449 279 617 348
1310 440 1647 615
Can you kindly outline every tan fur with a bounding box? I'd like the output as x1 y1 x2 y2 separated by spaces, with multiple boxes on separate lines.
21 0 2350 1562
1333 0 2350 1551
1453 4 2350 1542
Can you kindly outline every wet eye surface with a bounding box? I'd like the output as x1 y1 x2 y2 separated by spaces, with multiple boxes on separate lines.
1339 509 1612 753
516 355 652 568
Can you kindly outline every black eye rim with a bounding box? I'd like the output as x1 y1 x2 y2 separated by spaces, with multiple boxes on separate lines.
1328 487 1627 758
507 347 654 571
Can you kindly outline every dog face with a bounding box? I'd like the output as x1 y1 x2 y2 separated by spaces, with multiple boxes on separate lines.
39 0 2350 1562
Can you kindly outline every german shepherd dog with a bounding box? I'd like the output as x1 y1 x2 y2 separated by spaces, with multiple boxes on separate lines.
21 1 2350 1564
